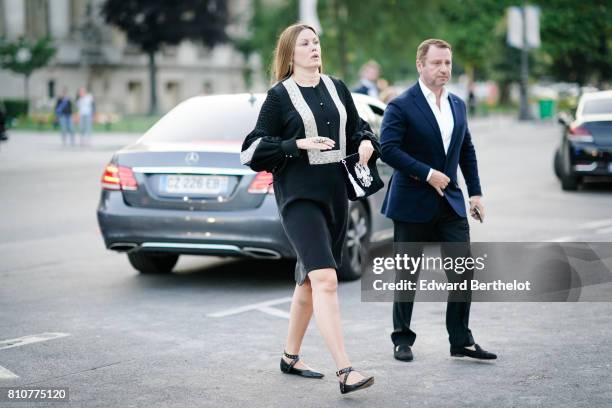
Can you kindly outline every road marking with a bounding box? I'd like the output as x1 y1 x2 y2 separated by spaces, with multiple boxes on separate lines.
0 365 19 379
0 332 70 351
207 297 292 318
258 306 290 319
0 333 71 380
548 236 576 242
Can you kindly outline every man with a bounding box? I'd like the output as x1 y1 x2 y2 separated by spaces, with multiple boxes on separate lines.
380 39 496 362
55 88 74 146
353 60 381 98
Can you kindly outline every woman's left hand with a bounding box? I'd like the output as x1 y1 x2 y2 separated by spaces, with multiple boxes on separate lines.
358 140 374 165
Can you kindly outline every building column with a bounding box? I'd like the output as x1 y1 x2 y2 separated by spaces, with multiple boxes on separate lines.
5 0 25 39
49 0 70 39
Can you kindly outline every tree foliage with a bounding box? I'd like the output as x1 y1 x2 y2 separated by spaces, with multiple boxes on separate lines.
233 0 299 84
317 0 444 83
0 36 56 77
101 0 229 53
101 0 229 113
241 0 610 90
539 0 611 86
236 0 444 85
0 36 56 102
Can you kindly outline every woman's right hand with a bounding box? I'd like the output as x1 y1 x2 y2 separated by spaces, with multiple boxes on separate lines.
296 137 335 150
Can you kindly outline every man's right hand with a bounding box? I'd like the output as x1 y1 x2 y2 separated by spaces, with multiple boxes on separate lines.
296 137 335 150
427 169 450 196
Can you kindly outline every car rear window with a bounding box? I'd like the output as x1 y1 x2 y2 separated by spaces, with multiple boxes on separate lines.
143 95 264 142
583 98 612 115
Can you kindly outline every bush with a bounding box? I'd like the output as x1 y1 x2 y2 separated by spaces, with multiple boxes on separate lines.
2 99 29 120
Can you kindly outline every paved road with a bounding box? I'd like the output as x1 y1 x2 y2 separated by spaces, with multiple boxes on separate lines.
1 118 611 407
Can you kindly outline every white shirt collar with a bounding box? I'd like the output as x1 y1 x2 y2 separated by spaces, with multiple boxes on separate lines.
418 78 448 102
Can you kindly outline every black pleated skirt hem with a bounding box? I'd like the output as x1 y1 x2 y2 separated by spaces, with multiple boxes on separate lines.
280 199 347 285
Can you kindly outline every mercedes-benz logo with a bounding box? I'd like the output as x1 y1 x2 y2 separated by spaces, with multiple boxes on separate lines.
185 152 199 165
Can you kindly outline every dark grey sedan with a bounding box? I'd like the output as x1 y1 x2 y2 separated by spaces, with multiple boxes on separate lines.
555 90 612 190
97 93 393 280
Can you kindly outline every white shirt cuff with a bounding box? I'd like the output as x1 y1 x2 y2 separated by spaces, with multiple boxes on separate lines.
426 169 433 182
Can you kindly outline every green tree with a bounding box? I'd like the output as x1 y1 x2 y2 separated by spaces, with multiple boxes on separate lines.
539 0 611 86
318 0 444 83
0 36 56 109
239 0 443 86
233 0 298 87
101 0 229 115
438 0 513 81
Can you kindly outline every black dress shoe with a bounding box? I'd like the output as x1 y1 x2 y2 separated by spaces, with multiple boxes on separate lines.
336 366 374 394
280 351 324 379
394 345 413 361
450 343 497 360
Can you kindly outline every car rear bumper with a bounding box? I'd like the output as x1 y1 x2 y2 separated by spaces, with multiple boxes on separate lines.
570 144 612 176
97 191 295 260
572 160 612 175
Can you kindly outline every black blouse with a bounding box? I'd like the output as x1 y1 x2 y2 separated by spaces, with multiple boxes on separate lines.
241 76 381 211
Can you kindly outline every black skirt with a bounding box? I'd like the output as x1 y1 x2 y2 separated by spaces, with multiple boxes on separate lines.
280 198 348 285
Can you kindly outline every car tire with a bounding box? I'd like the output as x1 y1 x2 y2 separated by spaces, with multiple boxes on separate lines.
553 147 562 179
337 201 370 281
561 173 579 191
127 252 179 274
560 143 579 191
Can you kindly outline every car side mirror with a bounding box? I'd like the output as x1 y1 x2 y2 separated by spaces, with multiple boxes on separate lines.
557 112 572 127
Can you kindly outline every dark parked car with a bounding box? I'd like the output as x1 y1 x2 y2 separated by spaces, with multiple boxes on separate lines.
97 93 393 280
554 90 612 190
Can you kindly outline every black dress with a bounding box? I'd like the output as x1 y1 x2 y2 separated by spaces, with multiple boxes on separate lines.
241 75 380 284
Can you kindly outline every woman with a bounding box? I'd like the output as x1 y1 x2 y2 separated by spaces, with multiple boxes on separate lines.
241 23 379 394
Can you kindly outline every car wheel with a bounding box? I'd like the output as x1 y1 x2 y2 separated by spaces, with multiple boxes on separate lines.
553 147 561 179
338 202 370 281
127 252 179 274
560 143 579 191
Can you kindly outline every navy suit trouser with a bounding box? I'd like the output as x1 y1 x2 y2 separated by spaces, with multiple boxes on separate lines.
391 196 475 348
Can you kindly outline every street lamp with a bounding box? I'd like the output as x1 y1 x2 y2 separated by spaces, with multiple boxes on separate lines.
507 4 540 121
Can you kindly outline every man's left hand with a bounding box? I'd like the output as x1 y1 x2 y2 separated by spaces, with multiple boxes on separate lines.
469 196 485 222
358 140 374 165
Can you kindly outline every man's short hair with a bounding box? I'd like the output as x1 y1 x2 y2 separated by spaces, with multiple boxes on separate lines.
416 39 452 62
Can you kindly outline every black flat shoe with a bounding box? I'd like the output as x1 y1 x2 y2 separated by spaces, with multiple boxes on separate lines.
450 343 497 360
336 366 374 395
394 345 413 362
280 351 324 379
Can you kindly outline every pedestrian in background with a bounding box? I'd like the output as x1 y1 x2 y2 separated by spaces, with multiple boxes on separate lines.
55 88 74 146
468 82 477 116
76 87 95 146
241 23 377 395
0 101 8 142
353 60 381 98
378 78 399 104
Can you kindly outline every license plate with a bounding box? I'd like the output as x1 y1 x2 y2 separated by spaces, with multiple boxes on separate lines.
161 175 229 195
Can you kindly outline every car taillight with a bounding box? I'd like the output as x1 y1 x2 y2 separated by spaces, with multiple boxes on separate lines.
568 123 594 142
101 164 138 191
247 171 274 194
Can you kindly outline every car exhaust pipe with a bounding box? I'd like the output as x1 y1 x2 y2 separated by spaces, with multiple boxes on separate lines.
109 242 139 252
241 247 282 260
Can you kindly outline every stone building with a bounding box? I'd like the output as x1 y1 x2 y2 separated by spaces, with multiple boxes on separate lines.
0 0 264 115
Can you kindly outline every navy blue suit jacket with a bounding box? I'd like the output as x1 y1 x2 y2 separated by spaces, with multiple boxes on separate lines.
380 83 482 223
